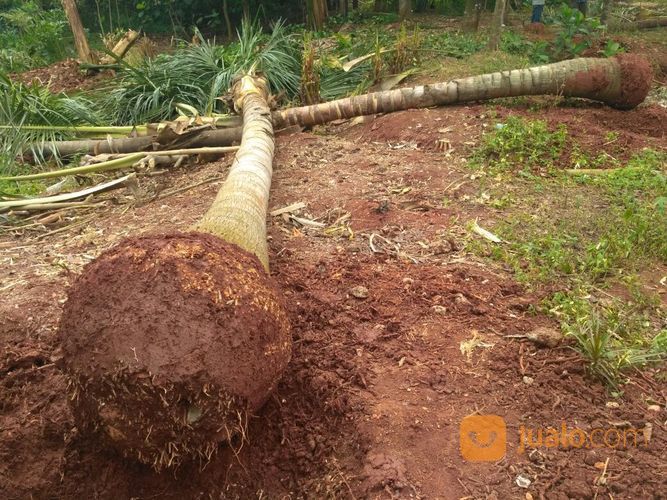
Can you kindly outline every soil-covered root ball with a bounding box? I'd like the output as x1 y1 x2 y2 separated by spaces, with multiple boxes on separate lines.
58 232 291 470
612 54 654 110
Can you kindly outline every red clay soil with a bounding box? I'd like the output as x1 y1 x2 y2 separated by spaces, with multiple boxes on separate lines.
336 102 666 170
0 105 665 499
11 59 109 93
59 232 291 470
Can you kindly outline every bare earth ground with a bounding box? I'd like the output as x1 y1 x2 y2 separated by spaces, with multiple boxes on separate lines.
1 98 665 499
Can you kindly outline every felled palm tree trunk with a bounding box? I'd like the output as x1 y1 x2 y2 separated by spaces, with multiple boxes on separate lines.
273 55 652 129
58 75 290 470
194 76 275 270
32 56 652 160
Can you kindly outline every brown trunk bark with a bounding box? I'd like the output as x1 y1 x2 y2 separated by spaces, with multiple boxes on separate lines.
223 0 233 38
466 0 483 32
61 0 95 64
399 0 411 19
601 0 612 24
273 57 649 129
634 17 667 29
488 0 506 50
306 0 328 30
195 76 275 270
38 128 242 159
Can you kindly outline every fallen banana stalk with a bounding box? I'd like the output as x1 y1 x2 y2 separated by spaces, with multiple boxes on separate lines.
0 174 134 212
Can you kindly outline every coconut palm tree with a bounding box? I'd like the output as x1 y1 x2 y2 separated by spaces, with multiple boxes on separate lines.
30 55 651 162
272 55 652 129
58 74 291 470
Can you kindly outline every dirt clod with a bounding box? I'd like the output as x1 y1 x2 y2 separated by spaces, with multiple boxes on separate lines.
526 326 563 348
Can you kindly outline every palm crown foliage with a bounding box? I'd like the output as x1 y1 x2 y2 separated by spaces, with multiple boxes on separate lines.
102 20 302 125
0 19 371 172
0 74 102 173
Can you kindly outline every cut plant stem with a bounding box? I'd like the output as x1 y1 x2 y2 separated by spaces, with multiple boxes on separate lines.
0 153 145 181
0 124 149 138
0 174 133 211
112 146 239 158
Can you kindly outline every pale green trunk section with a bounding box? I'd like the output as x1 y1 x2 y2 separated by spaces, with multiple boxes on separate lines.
274 58 623 129
194 78 274 271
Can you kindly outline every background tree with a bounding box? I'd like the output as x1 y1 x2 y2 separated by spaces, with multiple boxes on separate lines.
601 0 613 24
488 0 506 50
464 0 482 32
61 0 95 63
307 0 327 30
223 0 233 37
399 0 411 19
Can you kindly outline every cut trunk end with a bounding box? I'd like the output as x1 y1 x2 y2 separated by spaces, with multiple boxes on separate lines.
612 54 653 110
58 233 291 469
563 54 652 110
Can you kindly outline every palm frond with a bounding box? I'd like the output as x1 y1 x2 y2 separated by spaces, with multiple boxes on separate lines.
101 20 302 125
320 60 372 101
0 73 102 174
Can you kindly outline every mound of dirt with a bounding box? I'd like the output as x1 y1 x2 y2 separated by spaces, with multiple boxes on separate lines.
59 232 291 470
11 59 108 94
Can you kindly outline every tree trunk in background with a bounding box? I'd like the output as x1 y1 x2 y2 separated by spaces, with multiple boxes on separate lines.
464 0 476 30
464 0 482 31
374 0 388 12
61 0 95 64
242 0 251 22
601 0 613 24
223 0 233 38
399 0 411 19
488 0 506 50
307 0 328 30
353 0 359 10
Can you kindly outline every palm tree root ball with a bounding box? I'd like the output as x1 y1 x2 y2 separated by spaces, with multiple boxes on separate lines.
58 232 291 469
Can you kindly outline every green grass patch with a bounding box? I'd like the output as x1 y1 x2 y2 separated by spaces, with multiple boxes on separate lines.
471 116 568 174
0 178 46 197
469 135 666 387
